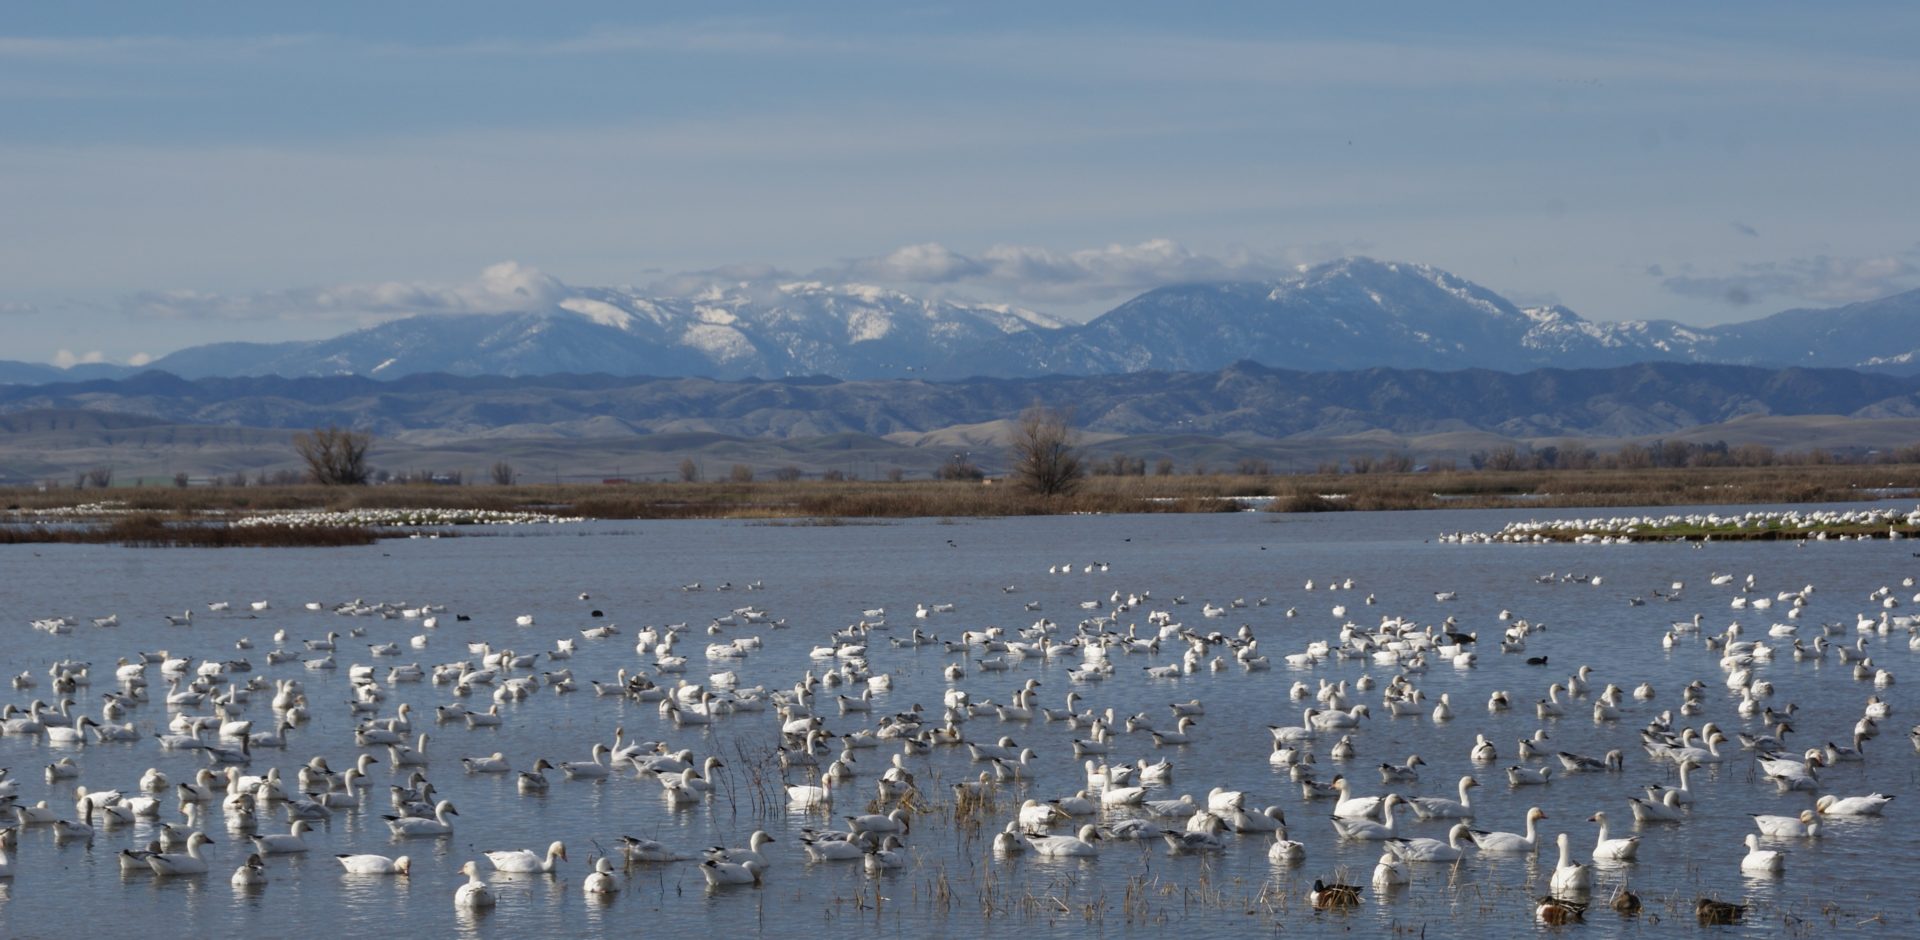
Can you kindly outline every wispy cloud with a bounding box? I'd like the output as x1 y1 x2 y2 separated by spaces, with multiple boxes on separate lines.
1658 248 1920 307
123 261 566 322
824 239 1355 305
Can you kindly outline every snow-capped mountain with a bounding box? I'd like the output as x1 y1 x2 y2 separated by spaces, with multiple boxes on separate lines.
140 282 1065 380
16 258 1916 382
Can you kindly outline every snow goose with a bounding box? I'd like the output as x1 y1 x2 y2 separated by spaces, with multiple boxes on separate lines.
1739 833 1785 873
250 819 312 855
486 841 567 873
1330 794 1403 840
1548 833 1591 894
1407 776 1477 820
1816 793 1895 816
1587 812 1639 860
560 743 613 779
147 832 216 876
583 856 620 895
700 857 766 886
1386 822 1473 862
1751 809 1819 837
1507 765 1553 786
230 853 268 887
455 860 497 907
1268 826 1307 863
384 800 457 836
1468 734 1497 762
1628 790 1684 823
1027 824 1104 857
1378 755 1425 783
337 853 411 875
1331 777 1385 818
1467 806 1546 854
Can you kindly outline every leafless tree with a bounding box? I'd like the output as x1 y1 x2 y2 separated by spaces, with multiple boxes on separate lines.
772 465 804 482
678 458 701 483
85 466 114 488
729 463 755 483
490 461 516 485
292 425 373 485
1008 405 1084 497
173 471 191 488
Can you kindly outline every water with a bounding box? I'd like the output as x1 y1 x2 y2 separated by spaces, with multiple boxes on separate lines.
1 506 1914 937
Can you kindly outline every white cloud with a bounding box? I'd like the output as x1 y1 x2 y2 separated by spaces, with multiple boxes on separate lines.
1659 248 1920 307
127 352 153 366
123 261 567 322
52 348 106 367
831 239 1351 305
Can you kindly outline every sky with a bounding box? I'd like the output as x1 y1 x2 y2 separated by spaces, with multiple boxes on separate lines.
4 2 1918 366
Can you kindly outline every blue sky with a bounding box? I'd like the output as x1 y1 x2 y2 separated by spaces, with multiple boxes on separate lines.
4 3 1918 365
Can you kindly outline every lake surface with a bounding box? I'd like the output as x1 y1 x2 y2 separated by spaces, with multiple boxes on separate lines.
1 505 1914 938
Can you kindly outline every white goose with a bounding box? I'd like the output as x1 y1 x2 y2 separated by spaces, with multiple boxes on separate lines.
1267 826 1307 863
147 832 216 876
486 841 567 873
1740 833 1785 873
337 853 411 875
1407 776 1478 820
1752 809 1819 837
560 743 613 779
1467 806 1547 854
1386 822 1474 862
1027 824 1104 857
455 860 497 907
700 857 766 886
1628 790 1685 823
1330 793 1403 840
583 857 621 895
250 819 312 854
1588 811 1639 860
384 800 458 836
1548 832 1591 894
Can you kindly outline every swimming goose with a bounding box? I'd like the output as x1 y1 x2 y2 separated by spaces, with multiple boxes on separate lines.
618 836 686 863
384 800 457 836
1506 765 1553 786
1027 824 1104 857
1557 750 1623 773
1407 776 1478 820
710 830 776 868
1330 794 1402 840
582 856 621 895
1628 790 1685 823
1816 793 1894 816
1587 812 1639 860
119 839 163 872
1378 755 1424 783
462 752 511 774
1224 805 1287 833
1548 833 1591 894
560 743 613 779
486 841 567 873
785 777 835 808
700 857 766 886
337 853 411 875
1467 806 1547 854
1752 809 1820 837
1267 825 1307 863
1144 794 1198 817
230 853 268 887
1643 756 1698 806
1331 777 1386 818
147 832 216 876
1469 734 1497 762
455 860 497 907
1386 822 1473 862
250 819 312 855
1740 833 1785 873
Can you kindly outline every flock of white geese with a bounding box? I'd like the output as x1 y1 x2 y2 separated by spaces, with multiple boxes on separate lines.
1 559 1912 927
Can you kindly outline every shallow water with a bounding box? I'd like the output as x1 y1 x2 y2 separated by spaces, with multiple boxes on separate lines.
1 505 1915 938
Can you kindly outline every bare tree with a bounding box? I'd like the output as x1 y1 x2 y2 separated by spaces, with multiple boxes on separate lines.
490 461 516 485
729 463 755 483
1008 405 1084 497
937 452 984 481
678 458 701 483
771 465 804 482
173 471 191 488
1154 457 1175 476
292 425 373 485
885 466 905 482
85 466 114 488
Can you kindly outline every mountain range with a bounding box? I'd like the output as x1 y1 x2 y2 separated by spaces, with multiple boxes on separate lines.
6 258 1919 383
